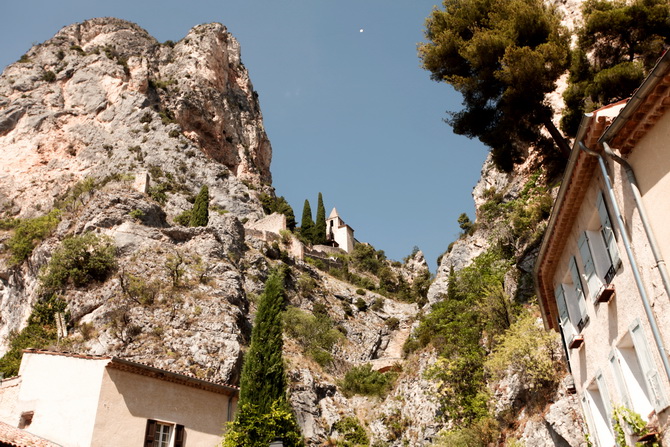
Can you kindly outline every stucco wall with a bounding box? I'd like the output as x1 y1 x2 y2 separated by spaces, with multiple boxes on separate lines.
628 111 670 269
245 213 286 234
553 155 670 443
90 366 235 447
0 377 21 426
14 353 108 447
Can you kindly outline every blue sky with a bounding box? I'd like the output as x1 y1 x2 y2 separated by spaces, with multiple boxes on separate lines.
0 1 489 270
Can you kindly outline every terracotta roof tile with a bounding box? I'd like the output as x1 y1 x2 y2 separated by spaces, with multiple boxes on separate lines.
0 422 60 447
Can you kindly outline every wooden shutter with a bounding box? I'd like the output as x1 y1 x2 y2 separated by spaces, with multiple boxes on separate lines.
595 371 613 429
580 394 600 447
609 349 632 409
597 192 621 270
555 284 574 337
174 424 185 447
569 257 588 325
630 320 669 412
144 419 157 447
579 232 602 301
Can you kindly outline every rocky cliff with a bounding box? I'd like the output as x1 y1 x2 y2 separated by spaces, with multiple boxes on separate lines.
0 18 440 446
0 14 589 447
0 18 270 221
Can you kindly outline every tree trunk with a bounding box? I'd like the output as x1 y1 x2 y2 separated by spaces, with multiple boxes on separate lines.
543 116 571 158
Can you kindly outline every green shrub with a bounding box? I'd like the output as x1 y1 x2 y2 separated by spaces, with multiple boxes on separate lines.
222 401 305 447
369 297 383 311
41 71 56 82
189 185 209 227
431 417 500 447
5 210 61 265
355 297 367 312
174 210 191 226
0 295 66 377
139 112 153 123
385 317 400 330
40 233 116 294
297 273 318 297
485 310 560 390
332 417 369 447
350 243 382 274
283 307 342 366
339 363 394 397
128 209 145 221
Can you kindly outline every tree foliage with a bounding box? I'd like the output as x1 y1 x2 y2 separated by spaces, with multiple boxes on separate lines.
189 185 209 227
314 192 327 245
259 193 297 231
40 233 117 296
484 309 561 390
4 210 61 265
300 200 315 243
420 0 570 171
562 0 670 135
223 266 304 446
0 295 66 377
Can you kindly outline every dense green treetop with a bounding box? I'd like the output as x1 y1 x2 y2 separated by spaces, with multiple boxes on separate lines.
224 266 304 446
420 0 570 171
189 185 209 227
300 200 314 243
314 193 327 245
562 0 670 135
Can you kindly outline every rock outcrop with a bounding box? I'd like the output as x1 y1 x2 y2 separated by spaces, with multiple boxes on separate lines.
0 18 270 219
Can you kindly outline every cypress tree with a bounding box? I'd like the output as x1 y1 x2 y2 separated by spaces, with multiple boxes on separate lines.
300 200 314 243
314 193 327 245
223 267 304 446
189 185 209 227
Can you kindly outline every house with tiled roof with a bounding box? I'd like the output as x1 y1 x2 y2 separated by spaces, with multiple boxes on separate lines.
0 350 238 447
534 50 670 446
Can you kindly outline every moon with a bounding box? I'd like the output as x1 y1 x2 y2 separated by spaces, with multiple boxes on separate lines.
359 28 364 33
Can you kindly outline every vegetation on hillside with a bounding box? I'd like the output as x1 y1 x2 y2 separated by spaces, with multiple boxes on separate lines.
406 171 562 445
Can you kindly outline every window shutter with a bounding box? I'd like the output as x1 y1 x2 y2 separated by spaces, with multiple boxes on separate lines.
174 424 185 447
579 232 602 301
144 420 157 447
630 320 669 412
569 257 588 324
580 394 600 447
597 192 621 270
555 284 574 337
595 371 613 428
609 349 632 409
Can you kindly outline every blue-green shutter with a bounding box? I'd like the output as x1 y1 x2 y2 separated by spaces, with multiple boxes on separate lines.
630 320 668 413
597 191 621 272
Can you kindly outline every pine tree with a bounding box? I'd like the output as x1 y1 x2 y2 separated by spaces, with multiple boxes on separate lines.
420 0 570 171
222 267 304 447
189 185 209 227
300 200 314 243
314 193 327 245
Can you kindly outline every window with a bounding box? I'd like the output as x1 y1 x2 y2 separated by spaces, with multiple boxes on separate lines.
145 420 185 447
579 192 621 302
608 320 668 419
555 257 589 349
581 372 615 447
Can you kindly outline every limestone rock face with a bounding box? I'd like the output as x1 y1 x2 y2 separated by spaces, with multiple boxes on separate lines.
0 17 270 219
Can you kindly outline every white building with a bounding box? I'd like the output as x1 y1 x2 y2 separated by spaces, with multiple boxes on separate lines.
326 208 355 253
0 350 238 447
535 51 670 446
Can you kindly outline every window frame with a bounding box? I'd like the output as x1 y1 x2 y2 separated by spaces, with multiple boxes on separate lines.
145 419 185 447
